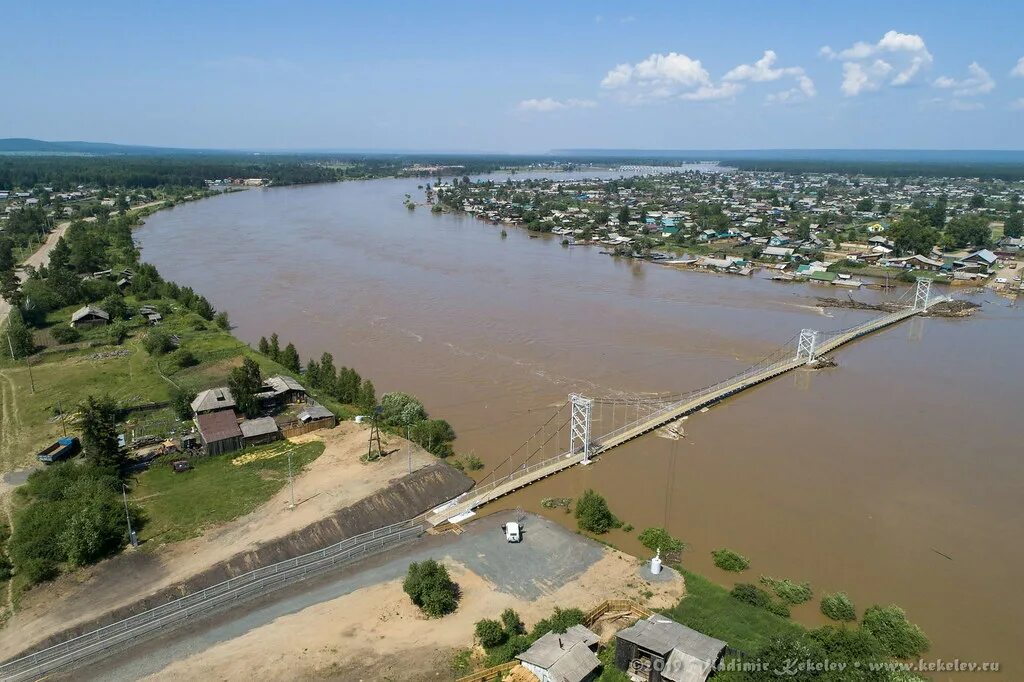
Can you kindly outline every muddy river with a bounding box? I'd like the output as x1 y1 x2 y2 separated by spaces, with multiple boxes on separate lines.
138 175 1023 676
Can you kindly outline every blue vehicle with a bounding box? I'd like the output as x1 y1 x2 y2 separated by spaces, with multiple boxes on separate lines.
36 437 80 464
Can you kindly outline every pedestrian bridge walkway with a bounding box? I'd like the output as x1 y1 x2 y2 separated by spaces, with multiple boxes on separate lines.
426 281 949 526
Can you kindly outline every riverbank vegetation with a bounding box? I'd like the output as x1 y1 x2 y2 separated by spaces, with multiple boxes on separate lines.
711 548 750 572
575 489 621 534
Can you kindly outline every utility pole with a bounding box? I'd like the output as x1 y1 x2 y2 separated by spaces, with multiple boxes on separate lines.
122 484 138 548
287 448 295 509
407 424 412 474
57 399 67 437
6 332 34 393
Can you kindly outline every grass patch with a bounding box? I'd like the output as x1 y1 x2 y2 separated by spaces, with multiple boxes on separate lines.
130 440 324 546
663 569 802 654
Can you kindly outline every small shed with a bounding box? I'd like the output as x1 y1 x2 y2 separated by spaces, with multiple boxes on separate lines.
615 616 727 682
240 416 281 445
197 410 242 456
70 305 110 328
517 625 600 682
257 375 307 406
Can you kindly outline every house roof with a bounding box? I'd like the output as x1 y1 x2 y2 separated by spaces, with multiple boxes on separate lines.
964 248 997 265
240 416 280 438
71 305 109 322
298 403 334 422
662 647 717 682
517 625 599 675
191 387 236 413
197 410 242 443
265 374 305 395
616 616 726 664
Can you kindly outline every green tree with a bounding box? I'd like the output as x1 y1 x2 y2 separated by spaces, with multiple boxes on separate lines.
574 489 618 534
4 308 35 358
500 608 525 636
170 387 197 420
410 418 456 457
1 269 23 308
379 392 426 426
888 215 937 255
268 333 280 360
861 605 930 659
78 395 122 469
279 342 301 372
530 607 585 638
403 559 460 617
214 311 230 330
475 619 507 648
617 206 630 225
969 194 986 209
358 379 376 411
228 357 263 418
257 336 271 355
1005 213 1023 239
944 214 991 249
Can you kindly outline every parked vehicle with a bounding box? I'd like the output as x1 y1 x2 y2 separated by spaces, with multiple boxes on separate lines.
36 437 80 464
503 521 521 543
171 459 191 473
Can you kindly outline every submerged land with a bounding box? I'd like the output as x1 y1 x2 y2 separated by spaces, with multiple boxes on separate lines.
0 150 1018 680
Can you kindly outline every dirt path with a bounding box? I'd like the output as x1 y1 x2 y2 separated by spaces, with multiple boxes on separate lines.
0 422 440 659
0 370 21 476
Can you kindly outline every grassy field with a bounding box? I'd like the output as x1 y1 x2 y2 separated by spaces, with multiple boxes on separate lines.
131 440 325 546
663 569 804 654
0 292 353 472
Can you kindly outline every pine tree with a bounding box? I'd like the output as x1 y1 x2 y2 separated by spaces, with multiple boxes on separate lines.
257 336 270 355
78 395 122 469
280 343 301 372
4 308 34 358
269 333 280 360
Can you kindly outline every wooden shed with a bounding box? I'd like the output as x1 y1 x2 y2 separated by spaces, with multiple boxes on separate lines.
197 410 243 456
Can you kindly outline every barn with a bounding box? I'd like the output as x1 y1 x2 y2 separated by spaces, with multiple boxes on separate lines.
197 410 243 456
614 616 727 682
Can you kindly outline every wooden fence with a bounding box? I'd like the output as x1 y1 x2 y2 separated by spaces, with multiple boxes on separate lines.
454 600 651 682
279 416 336 439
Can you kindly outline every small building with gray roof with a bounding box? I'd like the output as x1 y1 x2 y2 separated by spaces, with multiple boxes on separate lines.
191 387 236 415
516 624 600 682
614 615 727 682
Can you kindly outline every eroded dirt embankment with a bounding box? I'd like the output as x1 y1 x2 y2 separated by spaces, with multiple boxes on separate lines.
5 462 472 661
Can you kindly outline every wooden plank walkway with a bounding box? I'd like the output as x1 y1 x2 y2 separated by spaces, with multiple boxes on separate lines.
426 299 945 526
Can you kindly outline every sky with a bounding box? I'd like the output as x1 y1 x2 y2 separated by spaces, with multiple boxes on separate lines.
3 1 1024 152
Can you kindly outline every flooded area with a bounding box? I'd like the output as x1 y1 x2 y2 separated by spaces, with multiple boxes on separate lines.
138 176 1024 675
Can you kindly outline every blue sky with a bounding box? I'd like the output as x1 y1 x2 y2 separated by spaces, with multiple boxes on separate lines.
3 1 1024 152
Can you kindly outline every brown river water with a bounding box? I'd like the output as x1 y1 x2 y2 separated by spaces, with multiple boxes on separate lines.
138 176 1023 677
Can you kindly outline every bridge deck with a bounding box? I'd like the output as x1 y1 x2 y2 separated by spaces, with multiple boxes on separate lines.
425 299 945 525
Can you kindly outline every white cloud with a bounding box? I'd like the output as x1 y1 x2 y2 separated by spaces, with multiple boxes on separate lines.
725 50 816 101
1011 98 1024 110
601 52 723 103
934 62 995 97
1011 57 1024 78
822 30 932 95
680 83 743 101
516 97 596 112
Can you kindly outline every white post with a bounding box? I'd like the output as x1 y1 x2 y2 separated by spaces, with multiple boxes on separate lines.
569 393 593 464
796 329 819 365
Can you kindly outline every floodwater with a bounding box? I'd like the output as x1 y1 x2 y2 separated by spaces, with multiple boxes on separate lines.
138 175 1024 676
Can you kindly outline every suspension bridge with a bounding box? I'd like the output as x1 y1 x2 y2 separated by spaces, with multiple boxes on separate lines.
426 279 948 526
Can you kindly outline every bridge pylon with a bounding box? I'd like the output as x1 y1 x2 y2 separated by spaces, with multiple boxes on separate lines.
796 329 819 365
914 277 932 310
569 393 593 464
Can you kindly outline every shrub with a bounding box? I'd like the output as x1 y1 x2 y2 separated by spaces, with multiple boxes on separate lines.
107 320 131 345
711 548 750 572
637 527 686 555
760 576 813 605
730 583 790 618
50 325 81 344
500 608 524 636
861 605 929 659
168 347 199 369
531 607 585 638
820 592 857 622
483 634 533 666
574 489 619 534
403 559 460 618
475 618 507 648
171 388 197 421
142 329 174 355
464 454 483 470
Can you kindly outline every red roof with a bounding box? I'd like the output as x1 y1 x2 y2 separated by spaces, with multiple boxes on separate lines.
197 410 242 443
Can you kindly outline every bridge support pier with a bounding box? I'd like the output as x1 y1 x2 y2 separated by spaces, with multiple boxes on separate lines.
796 329 819 365
914 277 932 310
569 393 593 464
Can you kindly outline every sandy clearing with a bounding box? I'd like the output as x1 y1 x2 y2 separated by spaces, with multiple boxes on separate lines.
143 550 684 682
0 422 438 658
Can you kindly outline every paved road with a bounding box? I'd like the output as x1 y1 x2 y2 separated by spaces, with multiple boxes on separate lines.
67 513 604 681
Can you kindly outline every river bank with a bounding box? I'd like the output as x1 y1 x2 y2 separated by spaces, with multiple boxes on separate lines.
133 176 1023 676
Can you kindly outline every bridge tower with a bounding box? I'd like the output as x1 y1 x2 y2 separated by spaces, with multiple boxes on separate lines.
796 329 819 365
914 277 932 310
569 393 593 464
